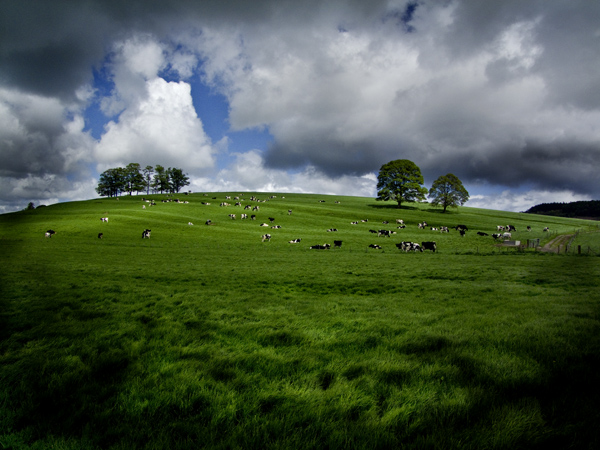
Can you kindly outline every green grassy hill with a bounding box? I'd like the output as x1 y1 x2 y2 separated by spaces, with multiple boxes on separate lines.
1 193 600 449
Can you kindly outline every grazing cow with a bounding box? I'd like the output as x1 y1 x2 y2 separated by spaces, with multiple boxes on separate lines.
397 242 422 252
101 217 108 222
361 219 369 222
455 224 468 231
333 240 342 248
440 226 450 233
418 222 426 229
327 228 338 232
45 229 56 238
142 205 146 209
369 229 378 234
543 227 549 232
526 226 532 232
269 217 275 222
502 232 512 239
241 213 248 219
368 244 382 249
319 200 325 203
244 205 251 210
142 229 151 239
396 219 404 224
229 214 236 219
382 220 389 224
492 233 502 239
289 238 302 243
253 206 260 211
351 221 359 225
506 225 516 232
188 222 194 226
310 244 331 249
477 231 489 236
459 229 466 237
430 227 438 231
497 225 505 231
262 234 272 242
271 225 282 229
421 241 436 252
205 219 212 225
251 215 256 220
288 210 293 215
98 233 103 239
260 223 269 227
378 230 396 237
397 225 406 229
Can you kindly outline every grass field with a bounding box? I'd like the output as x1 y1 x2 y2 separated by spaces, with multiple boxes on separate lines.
1 193 600 449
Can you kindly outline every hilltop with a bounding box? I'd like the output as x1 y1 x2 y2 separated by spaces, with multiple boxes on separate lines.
525 200 600 220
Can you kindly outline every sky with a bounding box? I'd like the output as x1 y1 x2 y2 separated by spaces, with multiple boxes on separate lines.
1 0 599 214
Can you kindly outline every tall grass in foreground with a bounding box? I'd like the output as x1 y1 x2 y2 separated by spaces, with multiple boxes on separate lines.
1 193 599 449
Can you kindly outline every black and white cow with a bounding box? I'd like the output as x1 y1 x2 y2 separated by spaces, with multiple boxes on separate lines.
260 223 269 227
396 219 404 224
477 231 489 236
289 238 302 243
251 215 256 220
455 224 468 231
459 229 466 237
503 232 512 239
271 225 282 229
45 229 56 238
506 225 516 232
526 226 532 232
269 217 275 222
421 241 436 252
397 242 422 252
327 228 338 232
101 217 108 223
378 230 396 237
98 233 103 239
368 244 382 249
205 219 212 225
142 229 151 239
333 240 343 248
310 244 331 249
262 234 272 242
492 233 502 239
351 221 359 225
543 227 549 232
229 214 236 219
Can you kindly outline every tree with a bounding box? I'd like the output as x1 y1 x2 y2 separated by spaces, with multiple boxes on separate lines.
142 165 154 195
124 163 145 195
167 167 190 193
376 159 428 208
152 165 169 194
429 173 470 212
96 167 126 197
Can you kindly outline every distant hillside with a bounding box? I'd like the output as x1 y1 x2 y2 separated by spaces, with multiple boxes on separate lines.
525 200 600 219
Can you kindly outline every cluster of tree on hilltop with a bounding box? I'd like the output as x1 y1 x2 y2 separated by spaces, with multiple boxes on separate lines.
376 159 469 212
96 163 190 198
525 200 600 219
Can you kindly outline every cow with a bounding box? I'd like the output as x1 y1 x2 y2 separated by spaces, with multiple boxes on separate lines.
397 225 406 229
310 244 331 249
369 229 378 234
98 233 103 239
205 220 212 225
492 233 502 239
506 225 516 232
260 223 269 227
396 219 404 224
378 230 396 237
229 214 236 219
333 240 342 248
503 232 512 239
421 241 436 252
269 217 275 222
361 219 369 222
430 227 438 231
459 229 466 237
188 222 194 226
101 217 108 222
142 205 146 209
262 234 272 242
526 226 532 232
543 227 549 232
382 220 389 224
288 238 302 243
440 226 450 233
497 225 505 231
477 231 489 236
142 229 151 239
327 228 338 232
455 225 468 231
351 221 359 225
271 225 282 229
368 244 382 249
288 210 293 215
397 242 422 252
45 229 56 238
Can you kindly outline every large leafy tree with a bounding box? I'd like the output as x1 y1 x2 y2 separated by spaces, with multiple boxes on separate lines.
429 173 470 212
123 163 145 195
96 167 126 197
152 165 170 194
376 159 428 208
167 167 190 193
142 165 154 195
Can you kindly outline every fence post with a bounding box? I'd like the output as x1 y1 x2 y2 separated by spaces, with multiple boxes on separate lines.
578 245 581 254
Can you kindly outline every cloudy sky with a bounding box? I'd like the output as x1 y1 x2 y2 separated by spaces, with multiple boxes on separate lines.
1 0 599 213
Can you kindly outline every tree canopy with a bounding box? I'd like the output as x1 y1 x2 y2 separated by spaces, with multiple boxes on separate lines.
96 163 190 197
428 173 470 212
376 159 428 208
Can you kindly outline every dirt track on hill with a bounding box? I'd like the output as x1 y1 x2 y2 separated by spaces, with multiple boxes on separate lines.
541 234 573 252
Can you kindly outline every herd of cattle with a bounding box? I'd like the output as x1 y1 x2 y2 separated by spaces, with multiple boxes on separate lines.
43 194 551 254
